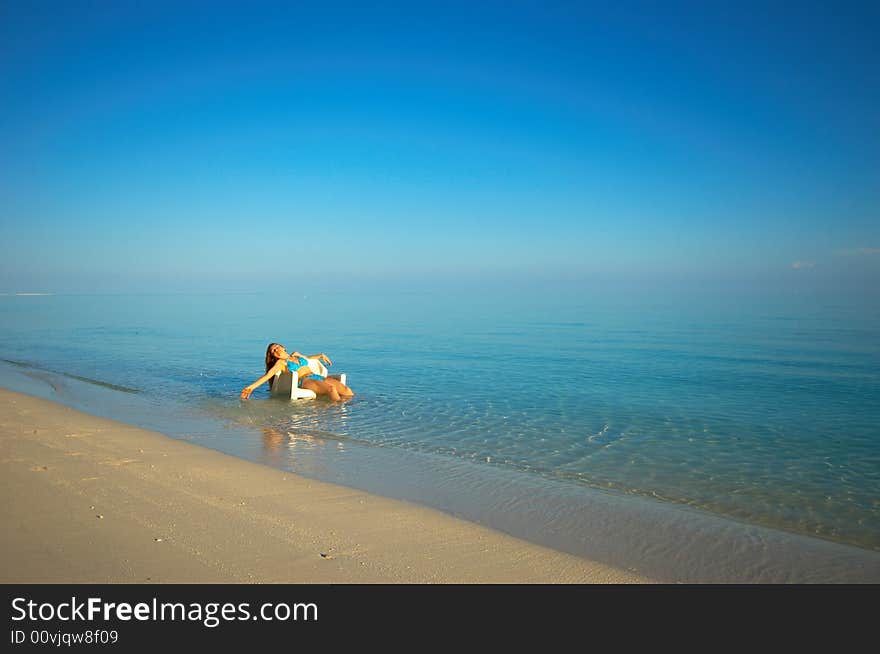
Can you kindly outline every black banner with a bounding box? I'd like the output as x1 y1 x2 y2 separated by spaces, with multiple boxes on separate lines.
2 584 876 649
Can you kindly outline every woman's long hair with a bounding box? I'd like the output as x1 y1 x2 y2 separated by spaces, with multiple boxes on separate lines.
265 343 283 390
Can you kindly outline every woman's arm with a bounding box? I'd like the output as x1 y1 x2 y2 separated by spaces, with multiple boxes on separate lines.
240 360 286 399
306 353 332 366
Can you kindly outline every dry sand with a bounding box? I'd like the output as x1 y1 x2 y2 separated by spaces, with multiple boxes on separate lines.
0 388 648 583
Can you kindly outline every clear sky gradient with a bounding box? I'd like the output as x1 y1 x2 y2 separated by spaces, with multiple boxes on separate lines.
1 1 878 292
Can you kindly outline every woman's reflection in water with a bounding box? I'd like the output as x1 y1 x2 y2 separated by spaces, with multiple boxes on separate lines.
259 427 328 467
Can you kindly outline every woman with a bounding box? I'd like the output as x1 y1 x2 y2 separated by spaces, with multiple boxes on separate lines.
240 343 354 401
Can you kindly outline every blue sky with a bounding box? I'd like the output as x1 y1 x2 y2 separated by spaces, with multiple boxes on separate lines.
1 0 878 292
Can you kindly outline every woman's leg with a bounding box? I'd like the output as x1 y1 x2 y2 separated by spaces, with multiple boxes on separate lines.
301 378 341 401
324 377 354 397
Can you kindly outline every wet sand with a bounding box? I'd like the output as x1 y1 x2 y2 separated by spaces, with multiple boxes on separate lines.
0 388 647 583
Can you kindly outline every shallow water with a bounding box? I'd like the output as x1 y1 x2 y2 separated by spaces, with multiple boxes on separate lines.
1 287 879 580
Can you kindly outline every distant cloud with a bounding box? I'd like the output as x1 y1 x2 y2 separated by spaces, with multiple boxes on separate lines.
791 261 816 270
834 247 880 256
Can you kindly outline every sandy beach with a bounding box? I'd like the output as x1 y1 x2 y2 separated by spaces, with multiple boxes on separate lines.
0 388 647 583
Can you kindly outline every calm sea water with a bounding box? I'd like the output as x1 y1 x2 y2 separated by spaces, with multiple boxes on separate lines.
2 287 879 580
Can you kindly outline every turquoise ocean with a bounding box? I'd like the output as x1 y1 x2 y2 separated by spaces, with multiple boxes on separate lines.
2 287 878 582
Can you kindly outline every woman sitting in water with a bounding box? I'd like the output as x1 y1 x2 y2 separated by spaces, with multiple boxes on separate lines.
240 343 354 401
